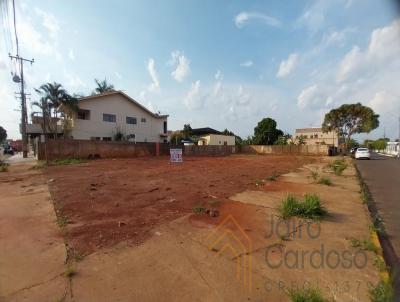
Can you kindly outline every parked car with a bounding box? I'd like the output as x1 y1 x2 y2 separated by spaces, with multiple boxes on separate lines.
350 147 358 157
355 148 370 160
3 146 14 155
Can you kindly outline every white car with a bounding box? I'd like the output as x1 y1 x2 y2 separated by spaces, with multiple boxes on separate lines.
355 148 371 159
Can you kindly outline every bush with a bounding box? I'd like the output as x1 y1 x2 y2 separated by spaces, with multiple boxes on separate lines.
0 162 9 172
279 194 327 220
287 287 327 302
193 205 206 213
369 279 394 302
317 177 332 186
348 237 378 252
329 159 347 176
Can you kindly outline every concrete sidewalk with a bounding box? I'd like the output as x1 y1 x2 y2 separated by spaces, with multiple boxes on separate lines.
0 162 68 302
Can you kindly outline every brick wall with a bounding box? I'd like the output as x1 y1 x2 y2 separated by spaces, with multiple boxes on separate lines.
241 144 329 155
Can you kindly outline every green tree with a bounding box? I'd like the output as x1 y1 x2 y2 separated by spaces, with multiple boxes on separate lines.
322 103 379 150
0 126 7 143
297 135 306 145
182 124 192 139
93 78 115 94
34 82 78 138
274 133 292 145
253 118 284 145
347 138 360 149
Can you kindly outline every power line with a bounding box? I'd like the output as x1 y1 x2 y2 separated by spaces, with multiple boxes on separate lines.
11 0 18 54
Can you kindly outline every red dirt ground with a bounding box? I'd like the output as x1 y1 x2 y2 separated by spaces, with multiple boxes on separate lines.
46 155 315 254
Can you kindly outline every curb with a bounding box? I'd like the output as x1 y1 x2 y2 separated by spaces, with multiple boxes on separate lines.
354 161 400 299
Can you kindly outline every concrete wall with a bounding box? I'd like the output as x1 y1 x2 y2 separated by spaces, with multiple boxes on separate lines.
38 140 328 161
241 144 329 155
71 93 167 143
38 139 162 160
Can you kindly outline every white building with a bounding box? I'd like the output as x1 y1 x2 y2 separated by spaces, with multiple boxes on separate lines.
385 141 399 157
71 91 168 143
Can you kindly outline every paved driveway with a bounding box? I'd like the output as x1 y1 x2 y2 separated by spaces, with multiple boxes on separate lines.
355 153 400 259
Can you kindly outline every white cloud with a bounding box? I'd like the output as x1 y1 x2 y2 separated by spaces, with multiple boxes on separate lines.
297 84 329 109
34 7 60 39
68 49 75 61
215 70 223 81
169 50 191 82
368 91 399 115
277 53 299 78
114 71 122 79
236 85 251 105
184 80 203 110
338 19 400 82
147 58 160 92
234 11 281 28
240 60 254 67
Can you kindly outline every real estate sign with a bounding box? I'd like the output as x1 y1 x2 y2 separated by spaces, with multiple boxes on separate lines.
170 148 183 163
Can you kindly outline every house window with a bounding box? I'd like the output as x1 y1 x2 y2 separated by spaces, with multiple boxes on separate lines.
90 137 101 141
77 109 90 120
102 137 112 141
126 116 137 125
103 113 116 123
141 117 146 123
163 121 167 134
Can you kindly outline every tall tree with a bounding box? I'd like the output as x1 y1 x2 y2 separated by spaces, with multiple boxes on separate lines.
222 129 243 145
182 124 192 139
322 103 379 150
0 126 7 143
94 78 115 94
252 117 284 145
34 82 78 138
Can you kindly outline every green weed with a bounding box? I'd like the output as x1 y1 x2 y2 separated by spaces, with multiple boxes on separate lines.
369 279 394 302
317 177 332 186
287 287 327 302
193 205 206 214
279 194 327 220
348 237 378 252
329 159 348 176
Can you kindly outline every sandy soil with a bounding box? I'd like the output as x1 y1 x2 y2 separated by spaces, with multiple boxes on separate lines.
46 155 315 255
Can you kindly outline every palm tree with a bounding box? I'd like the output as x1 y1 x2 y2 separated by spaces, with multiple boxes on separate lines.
93 78 115 94
34 82 78 139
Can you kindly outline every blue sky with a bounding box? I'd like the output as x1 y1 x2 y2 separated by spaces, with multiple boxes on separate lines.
1 0 400 140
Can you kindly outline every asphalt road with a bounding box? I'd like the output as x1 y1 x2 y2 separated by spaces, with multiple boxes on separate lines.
355 153 400 260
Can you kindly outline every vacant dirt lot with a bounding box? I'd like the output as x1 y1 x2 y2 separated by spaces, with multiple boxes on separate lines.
46 155 315 255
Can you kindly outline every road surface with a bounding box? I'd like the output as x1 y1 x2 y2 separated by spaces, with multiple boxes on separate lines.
355 153 400 260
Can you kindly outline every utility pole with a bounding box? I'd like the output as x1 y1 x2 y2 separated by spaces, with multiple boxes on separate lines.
9 54 34 158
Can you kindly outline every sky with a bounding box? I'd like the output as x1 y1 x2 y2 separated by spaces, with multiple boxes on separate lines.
1 0 400 141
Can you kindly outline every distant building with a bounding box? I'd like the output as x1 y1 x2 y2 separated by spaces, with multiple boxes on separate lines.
191 127 235 146
385 141 399 156
294 127 338 147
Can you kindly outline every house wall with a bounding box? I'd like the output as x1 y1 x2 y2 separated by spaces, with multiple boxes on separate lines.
199 134 235 146
294 128 338 147
241 144 329 155
70 94 167 143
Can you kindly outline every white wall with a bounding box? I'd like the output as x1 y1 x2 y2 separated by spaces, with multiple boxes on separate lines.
199 134 235 146
71 94 168 143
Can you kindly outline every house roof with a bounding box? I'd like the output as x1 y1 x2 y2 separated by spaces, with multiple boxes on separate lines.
78 90 168 119
295 127 323 133
191 127 222 136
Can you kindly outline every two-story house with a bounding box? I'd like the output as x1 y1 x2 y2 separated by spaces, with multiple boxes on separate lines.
72 91 168 142
27 91 169 143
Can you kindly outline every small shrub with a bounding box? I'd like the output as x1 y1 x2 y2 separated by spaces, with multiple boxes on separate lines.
266 171 279 181
193 205 206 214
317 177 332 186
310 170 319 181
255 179 264 186
287 287 326 302
348 237 378 252
329 159 347 176
373 256 387 272
278 194 327 220
51 158 82 166
65 266 76 278
57 215 68 228
0 163 9 172
369 279 394 302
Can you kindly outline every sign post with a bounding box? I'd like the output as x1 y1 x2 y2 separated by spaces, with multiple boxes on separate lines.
170 148 183 163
